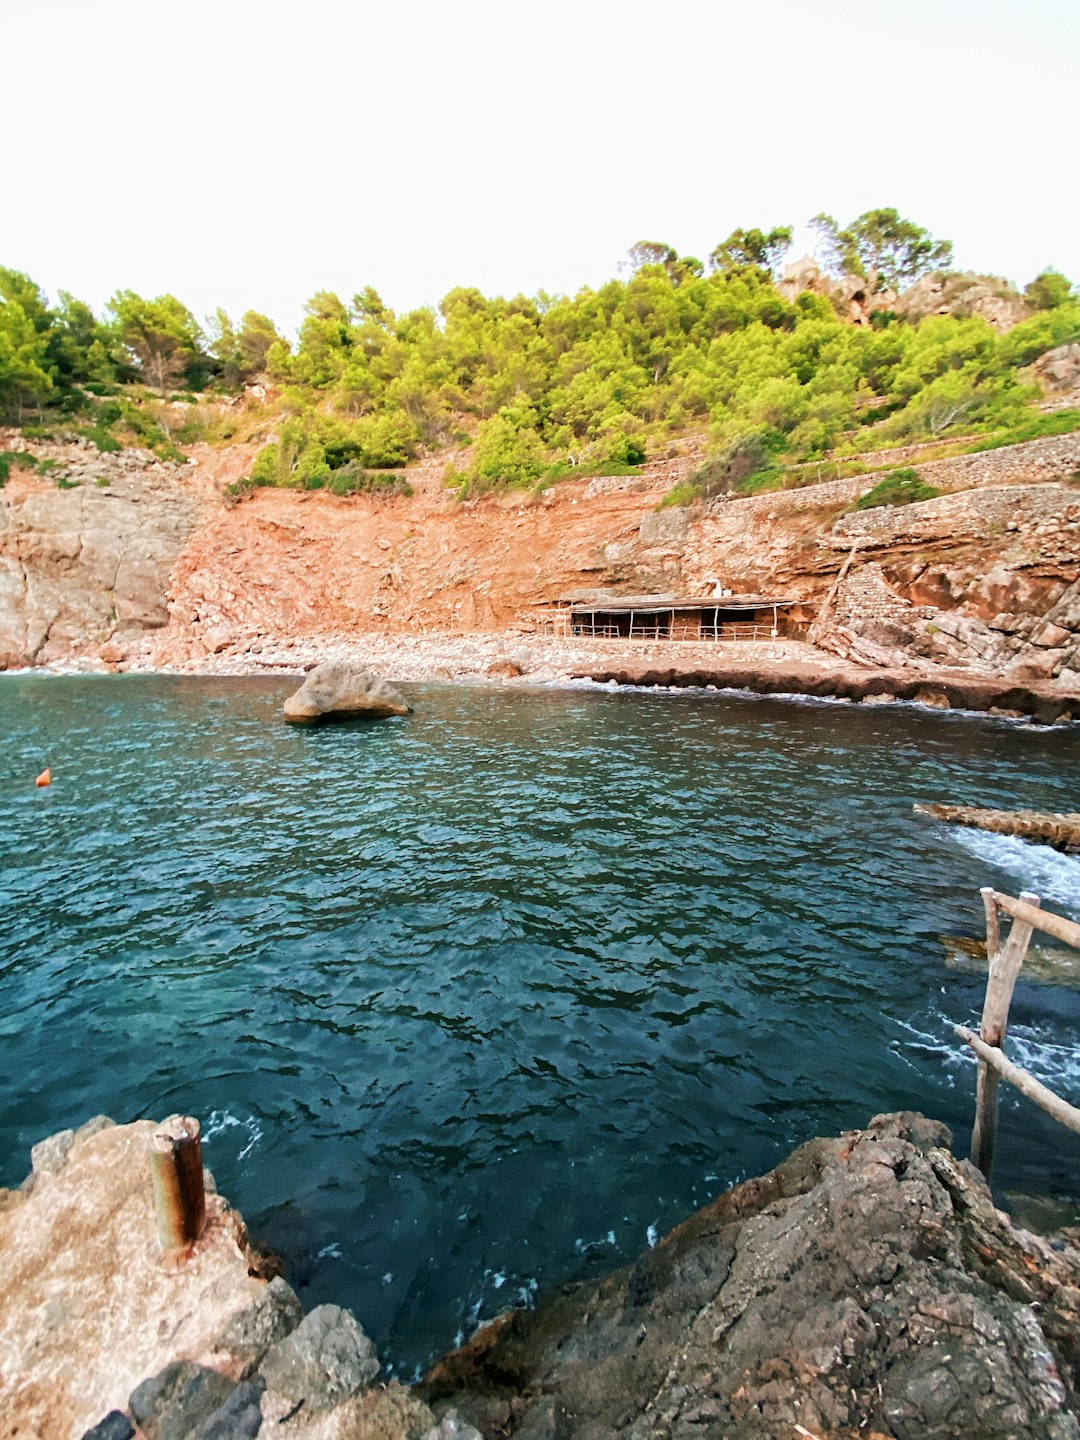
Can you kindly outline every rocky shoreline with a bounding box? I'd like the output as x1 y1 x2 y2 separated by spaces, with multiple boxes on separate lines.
4 1112 1080 1439
4 634 1077 726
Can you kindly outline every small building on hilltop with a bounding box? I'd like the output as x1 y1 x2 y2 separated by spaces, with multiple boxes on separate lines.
531 593 807 641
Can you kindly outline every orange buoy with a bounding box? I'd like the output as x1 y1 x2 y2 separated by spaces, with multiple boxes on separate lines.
35 768 51 788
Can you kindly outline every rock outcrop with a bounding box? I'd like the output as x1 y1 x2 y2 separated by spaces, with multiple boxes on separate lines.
1 423 1078 692
282 661 412 723
0 1117 434 1440
569 655 1077 723
0 438 201 667
915 804 1080 854
8 1112 1080 1439
892 271 1030 331
422 1113 1080 1439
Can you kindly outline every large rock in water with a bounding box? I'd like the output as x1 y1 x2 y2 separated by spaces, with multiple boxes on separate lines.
283 661 412 724
421 1113 1080 1439
916 803 1080 854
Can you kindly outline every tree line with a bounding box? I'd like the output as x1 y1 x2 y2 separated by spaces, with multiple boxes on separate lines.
1 209 1076 495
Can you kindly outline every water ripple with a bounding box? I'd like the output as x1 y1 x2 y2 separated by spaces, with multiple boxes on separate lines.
1 674 1079 1370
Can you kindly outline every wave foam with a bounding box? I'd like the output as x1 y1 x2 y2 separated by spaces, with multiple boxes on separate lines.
203 1108 263 1162
949 829 1080 915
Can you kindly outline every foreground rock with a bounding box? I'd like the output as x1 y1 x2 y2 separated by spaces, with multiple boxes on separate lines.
283 660 412 723
916 803 1080 853
0 1118 434 1440
422 1113 1080 1439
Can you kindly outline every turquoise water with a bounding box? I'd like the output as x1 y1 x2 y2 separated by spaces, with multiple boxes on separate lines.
3 675 1080 1374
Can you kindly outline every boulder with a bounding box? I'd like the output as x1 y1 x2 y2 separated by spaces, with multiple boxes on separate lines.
129 1362 235 1440
282 661 412 724
258 1304 380 1416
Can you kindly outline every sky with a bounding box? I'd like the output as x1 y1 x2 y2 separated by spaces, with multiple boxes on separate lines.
2 0 1077 337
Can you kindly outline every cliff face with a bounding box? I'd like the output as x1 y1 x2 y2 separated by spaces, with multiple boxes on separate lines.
0 428 1078 689
0 439 203 667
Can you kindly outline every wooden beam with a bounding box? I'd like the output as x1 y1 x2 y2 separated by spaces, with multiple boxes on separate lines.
971 890 1040 1178
992 891 1080 951
956 1026 1080 1139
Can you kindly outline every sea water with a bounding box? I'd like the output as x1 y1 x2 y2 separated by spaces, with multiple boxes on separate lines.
2 675 1079 1373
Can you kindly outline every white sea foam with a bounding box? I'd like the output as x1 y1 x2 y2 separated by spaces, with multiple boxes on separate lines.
949 829 1080 914
573 1230 618 1255
202 1109 263 1162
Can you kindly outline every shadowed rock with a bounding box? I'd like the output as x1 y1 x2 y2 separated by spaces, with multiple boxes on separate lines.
259 1304 380 1417
916 803 1080 854
283 661 412 724
420 1113 1080 1439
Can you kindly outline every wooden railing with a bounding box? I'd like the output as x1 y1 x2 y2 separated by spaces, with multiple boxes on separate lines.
956 887 1080 1178
529 613 780 642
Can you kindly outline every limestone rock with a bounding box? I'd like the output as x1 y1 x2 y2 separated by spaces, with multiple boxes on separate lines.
0 444 201 664
211 1274 304 1377
188 1379 265 1440
1031 343 1080 401
893 271 1029 331
259 1304 380 1416
81 1413 135 1440
283 661 411 723
30 1127 76 1176
915 803 1080 853
421 1410 484 1440
0 1119 286 1438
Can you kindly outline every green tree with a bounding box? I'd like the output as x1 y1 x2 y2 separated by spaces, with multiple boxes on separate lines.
810 209 953 290
1025 270 1075 311
109 291 207 392
210 309 283 386
468 408 546 487
0 299 53 421
709 226 793 277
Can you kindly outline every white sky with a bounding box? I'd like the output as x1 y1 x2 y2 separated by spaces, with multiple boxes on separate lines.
2 0 1077 337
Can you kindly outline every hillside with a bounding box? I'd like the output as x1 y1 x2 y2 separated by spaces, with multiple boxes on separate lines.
1 423 1077 707
1 219 1078 701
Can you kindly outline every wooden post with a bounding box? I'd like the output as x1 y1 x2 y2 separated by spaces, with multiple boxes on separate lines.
970 890 1040 1179
981 885 1001 964
149 1115 206 1260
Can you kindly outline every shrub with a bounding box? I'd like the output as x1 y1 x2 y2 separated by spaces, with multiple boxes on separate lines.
84 426 122 453
0 451 50 485
689 433 775 499
853 467 940 510
659 481 700 508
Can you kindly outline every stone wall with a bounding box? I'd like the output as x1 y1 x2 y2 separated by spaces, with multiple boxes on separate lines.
830 481 1080 548
706 431 1080 521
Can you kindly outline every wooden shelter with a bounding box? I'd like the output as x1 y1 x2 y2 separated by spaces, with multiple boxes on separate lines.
535 594 802 641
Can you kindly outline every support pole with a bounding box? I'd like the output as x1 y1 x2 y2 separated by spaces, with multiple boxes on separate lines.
970 890 1040 1179
981 885 1001 964
149 1115 206 1260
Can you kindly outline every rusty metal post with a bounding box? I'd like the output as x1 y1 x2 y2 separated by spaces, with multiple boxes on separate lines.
149 1115 206 1259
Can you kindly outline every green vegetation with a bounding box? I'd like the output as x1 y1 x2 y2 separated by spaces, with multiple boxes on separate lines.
0 449 57 486
852 468 940 510
1 212 1077 501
